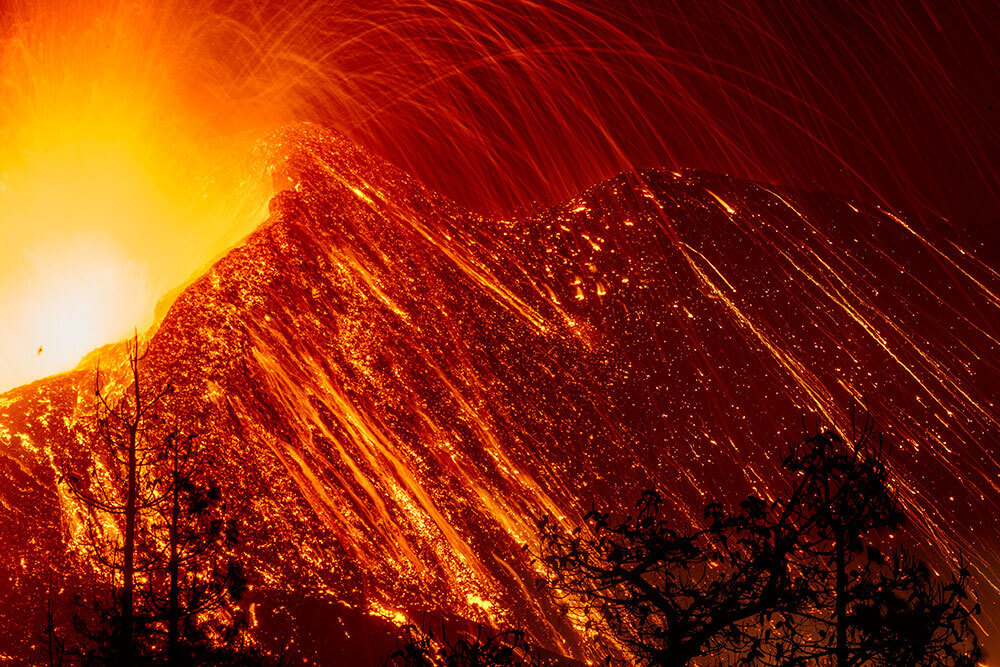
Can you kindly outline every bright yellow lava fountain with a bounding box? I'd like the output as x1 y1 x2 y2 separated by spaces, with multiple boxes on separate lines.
0 1 272 390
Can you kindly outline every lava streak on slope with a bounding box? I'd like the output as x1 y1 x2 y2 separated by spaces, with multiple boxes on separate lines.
0 126 998 662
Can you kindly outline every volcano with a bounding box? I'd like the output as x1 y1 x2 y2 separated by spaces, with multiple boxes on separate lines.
0 124 997 663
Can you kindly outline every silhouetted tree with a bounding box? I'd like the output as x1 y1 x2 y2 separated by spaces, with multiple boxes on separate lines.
826 549 981 666
386 623 542 667
65 334 173 665
761 418 980 666
62 334 259 665
536 419 981 666
144 428 251 665
42 591 69 667
536 490 808 665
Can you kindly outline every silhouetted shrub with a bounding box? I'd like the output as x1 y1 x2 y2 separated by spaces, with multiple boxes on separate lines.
536 418 981 666
386 622 542 666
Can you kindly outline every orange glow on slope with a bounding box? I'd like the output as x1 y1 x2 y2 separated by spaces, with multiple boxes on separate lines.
0 0 271 389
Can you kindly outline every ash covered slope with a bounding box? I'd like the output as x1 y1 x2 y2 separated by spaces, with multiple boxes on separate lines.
1 123 999 662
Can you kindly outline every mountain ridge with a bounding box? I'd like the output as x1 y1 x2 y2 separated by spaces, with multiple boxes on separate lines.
1 123 998 663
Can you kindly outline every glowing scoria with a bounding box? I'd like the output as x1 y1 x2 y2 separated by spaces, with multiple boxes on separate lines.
0 123 998 662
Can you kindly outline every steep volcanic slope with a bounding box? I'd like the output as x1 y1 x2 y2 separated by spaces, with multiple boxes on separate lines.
1 123 998 662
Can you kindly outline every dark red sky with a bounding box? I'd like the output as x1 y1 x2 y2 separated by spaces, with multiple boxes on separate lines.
260 1 998 246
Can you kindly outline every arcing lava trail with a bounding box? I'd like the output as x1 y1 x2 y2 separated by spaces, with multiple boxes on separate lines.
0 124 998 663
